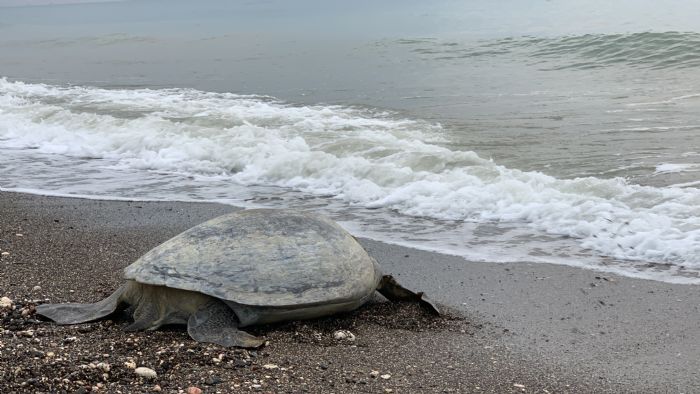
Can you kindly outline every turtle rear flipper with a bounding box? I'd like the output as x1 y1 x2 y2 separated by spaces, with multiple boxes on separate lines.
377 275 441 315
187 300 265 348
36 284 127 325
125 297 161 331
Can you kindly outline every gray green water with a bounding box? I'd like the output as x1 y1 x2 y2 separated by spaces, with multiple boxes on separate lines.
3 1 700 186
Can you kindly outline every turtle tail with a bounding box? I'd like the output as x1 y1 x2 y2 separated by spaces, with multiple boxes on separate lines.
36 284 127 325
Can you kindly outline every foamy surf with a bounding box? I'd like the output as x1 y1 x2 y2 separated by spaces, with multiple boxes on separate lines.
1 79 699 282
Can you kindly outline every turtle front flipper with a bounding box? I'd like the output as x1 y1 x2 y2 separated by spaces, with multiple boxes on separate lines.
187 300 265 348
36 284 127 325
377 275 441 315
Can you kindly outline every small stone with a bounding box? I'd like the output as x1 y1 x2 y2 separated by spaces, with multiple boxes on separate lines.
135 367 157 379
514 383 526 388
384 389 394 393
370 370 380 378
32 286 42 292
1 252 9 256
46 352 55 358
153 385 162 392
95 362 111 372
18 330 34 338
333 330 356 341
186 387 202 394
0 297 12 308
262 364 278 370
124 360 137 369
62 336 77 344
380 374 391 380
15 233 23 237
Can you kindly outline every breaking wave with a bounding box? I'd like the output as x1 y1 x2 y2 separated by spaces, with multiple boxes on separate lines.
1 79 699 278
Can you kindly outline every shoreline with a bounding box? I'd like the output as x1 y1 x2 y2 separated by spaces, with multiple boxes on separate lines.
1 190 699 392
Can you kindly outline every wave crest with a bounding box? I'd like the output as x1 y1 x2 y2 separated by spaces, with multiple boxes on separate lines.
401 31 700 70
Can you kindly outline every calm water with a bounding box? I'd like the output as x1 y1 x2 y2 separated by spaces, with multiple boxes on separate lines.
1 0 699 282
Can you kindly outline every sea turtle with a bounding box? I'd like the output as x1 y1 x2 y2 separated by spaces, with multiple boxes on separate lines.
37 209 439 348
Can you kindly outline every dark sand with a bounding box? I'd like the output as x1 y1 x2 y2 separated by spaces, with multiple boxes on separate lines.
1 191 698 393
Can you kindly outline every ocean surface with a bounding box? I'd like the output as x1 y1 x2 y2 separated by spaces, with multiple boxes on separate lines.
1 0 699 283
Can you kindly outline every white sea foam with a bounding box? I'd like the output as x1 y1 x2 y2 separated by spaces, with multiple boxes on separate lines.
2 79 700 279
655 163 700 174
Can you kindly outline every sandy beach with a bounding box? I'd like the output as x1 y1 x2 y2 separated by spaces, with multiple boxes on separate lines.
2 1 700 393
1 191 698 393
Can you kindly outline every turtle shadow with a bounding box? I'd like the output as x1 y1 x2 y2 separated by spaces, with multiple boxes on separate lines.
246 296 472 347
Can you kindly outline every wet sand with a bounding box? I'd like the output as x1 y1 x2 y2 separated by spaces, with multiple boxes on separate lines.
0 191 698 393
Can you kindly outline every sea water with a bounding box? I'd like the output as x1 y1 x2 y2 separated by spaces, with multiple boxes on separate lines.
1 0 699 282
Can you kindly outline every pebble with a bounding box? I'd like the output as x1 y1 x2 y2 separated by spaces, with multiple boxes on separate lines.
262 363 279 370
380 374 391 380
370 370 380 378
514 383 526 388
124 360 137 369
333 330 356 341
32 286 41 292
186 387 202 394
135 367 157 379
153 385 162 392
0 252 8 256
0 297 13 308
